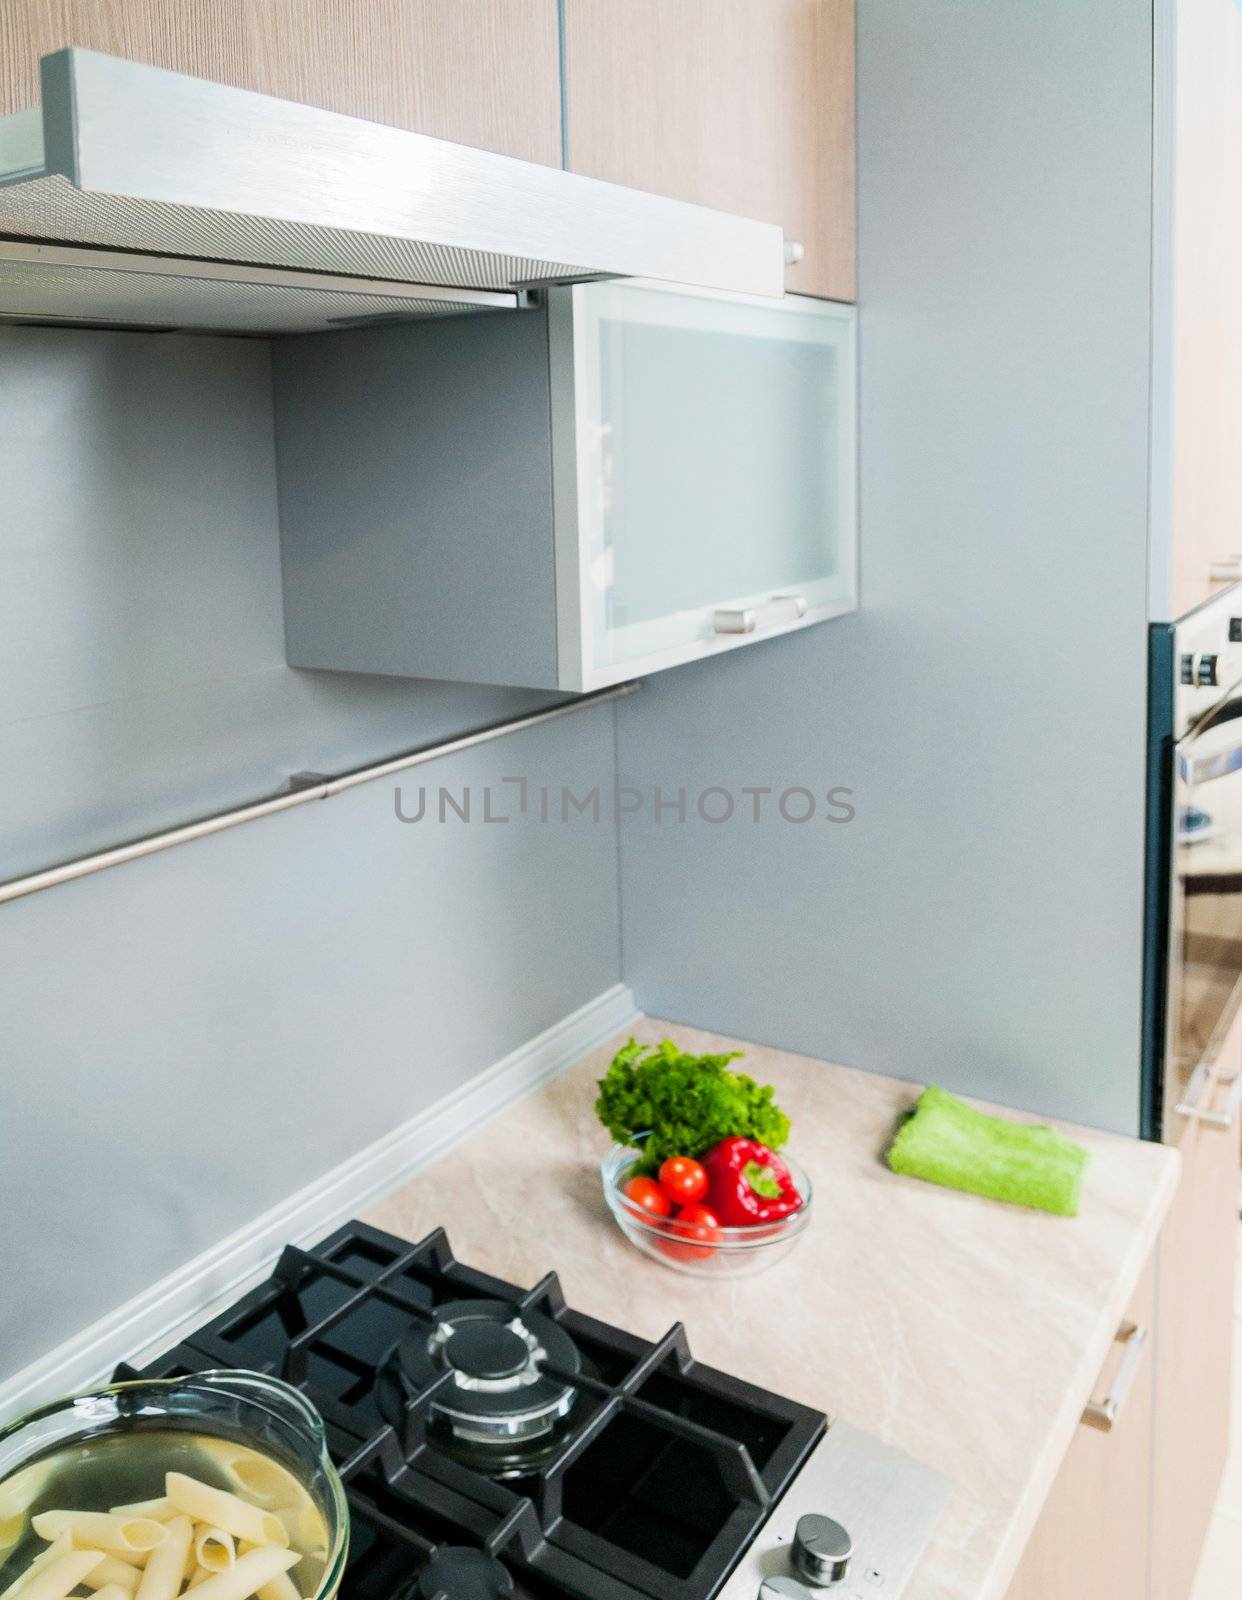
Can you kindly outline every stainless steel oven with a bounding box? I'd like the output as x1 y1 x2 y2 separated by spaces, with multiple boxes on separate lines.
1144 583 1242 1137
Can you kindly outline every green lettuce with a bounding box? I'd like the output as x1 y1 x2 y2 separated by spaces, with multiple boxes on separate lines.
595 1037 790 1169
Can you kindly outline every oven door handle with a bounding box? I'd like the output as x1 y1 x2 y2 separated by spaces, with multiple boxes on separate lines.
1180 739 1242 784
1173 1059 1242 1128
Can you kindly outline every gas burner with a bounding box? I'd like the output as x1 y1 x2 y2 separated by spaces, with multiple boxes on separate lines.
417 1548 514 1600
376 1298 582 1475
391 1548 516 1600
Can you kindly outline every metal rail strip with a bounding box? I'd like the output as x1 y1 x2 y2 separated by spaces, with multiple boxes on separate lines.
0 681 640 906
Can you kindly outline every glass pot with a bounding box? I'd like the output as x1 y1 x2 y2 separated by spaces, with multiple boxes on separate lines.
0 1369 348 1597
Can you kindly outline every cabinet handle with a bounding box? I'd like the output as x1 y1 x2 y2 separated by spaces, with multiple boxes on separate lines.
784 239 806 266
1081 1321 1149 1432
1173 1060 1242 1129
713 594 809 636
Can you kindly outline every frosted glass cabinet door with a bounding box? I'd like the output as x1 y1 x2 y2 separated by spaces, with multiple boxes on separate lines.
550 280 857 690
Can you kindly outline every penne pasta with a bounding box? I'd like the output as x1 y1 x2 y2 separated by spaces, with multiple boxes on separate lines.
186 1569 212 1591
79 1553 142 1594
0 1534 72 1600
107 1501 178 1524
192 1529 235 1574
217 1459 292 1511
91 1587 134 1600
263 1504 316 1552
29 1514 165 1556
255 1574 301 1600
169 1548 299 1600
194 1443 305 1519
0 1463 53 1523
7 1548 103 1600
133 1514 191 1600
163 1480 286 1552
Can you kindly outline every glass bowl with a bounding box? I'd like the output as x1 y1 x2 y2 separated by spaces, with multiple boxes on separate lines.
0 1370 348 1598
600 1146 813 1278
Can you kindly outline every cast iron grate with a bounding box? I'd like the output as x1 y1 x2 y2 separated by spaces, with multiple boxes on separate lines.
116 1222 825 1600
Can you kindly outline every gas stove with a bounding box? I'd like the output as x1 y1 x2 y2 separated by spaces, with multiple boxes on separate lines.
117 1222 947 1600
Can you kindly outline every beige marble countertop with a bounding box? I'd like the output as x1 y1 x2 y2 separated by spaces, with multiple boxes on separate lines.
365 1017 1180 1600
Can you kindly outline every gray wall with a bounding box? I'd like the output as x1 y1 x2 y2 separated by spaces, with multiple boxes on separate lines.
0 327 621 1379
0 0 1158 1381
616 0 1155 1135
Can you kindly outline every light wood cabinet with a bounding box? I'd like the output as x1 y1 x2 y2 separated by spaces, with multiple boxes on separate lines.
1006 1259 1157 1600
1008 1015 1239 1600
1150 1010 1241 1599
0 4 858 294
562 0 855 301
1162 0 1242 616
0 0 562 164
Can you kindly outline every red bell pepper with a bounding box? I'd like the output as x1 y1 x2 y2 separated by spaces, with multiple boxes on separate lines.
702 1137 802 1226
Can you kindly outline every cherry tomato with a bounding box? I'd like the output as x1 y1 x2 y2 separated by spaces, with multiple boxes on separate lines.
624 1175 671 1218
661 1202 723 1263
658 1155 709 1206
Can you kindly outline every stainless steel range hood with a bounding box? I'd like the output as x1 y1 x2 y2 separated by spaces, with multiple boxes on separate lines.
0 49 785 335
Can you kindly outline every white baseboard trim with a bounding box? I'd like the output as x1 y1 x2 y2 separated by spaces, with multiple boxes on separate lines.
0 982 638 1422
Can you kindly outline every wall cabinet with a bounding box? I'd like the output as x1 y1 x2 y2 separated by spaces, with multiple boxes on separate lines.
274 285 857 692
562 0 855 301
0 1 562 165
0 4 857 296
549 283 857 688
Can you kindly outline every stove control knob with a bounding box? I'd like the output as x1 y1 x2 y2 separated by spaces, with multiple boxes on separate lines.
792 1514 853 1586
759 1576 816 1600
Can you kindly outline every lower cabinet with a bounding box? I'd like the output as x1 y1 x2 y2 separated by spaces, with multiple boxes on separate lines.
1007 1052 1239 1600
1006 1260 1156 1600
1150 1008 1242 1599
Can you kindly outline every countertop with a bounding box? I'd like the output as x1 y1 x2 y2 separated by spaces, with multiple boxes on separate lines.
364 1017 1181 1600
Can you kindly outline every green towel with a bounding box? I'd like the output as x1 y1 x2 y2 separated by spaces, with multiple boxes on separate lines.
887 1086 1090 1216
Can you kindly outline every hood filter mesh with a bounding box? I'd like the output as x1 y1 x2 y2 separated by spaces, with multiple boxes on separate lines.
0 174 589 296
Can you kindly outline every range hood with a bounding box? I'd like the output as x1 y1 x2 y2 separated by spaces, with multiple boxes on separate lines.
0 49 786 335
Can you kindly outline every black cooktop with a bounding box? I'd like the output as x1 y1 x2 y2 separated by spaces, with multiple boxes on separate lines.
116 1222 825 1600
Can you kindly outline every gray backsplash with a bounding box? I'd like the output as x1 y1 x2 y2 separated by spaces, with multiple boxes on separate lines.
0 326 622 1380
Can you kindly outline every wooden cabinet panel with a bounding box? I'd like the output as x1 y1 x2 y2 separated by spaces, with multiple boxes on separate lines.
0 1 561 164
1006 1257 1156 1600
563 0 855 301
1168 0 1242 617
1008 1017 1238 1600
1150 1011 1241 1600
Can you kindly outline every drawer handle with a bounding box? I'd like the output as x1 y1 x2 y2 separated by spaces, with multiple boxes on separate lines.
1081 1321 1149 1432
1173 1060 1242 1129
713 594 808 636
